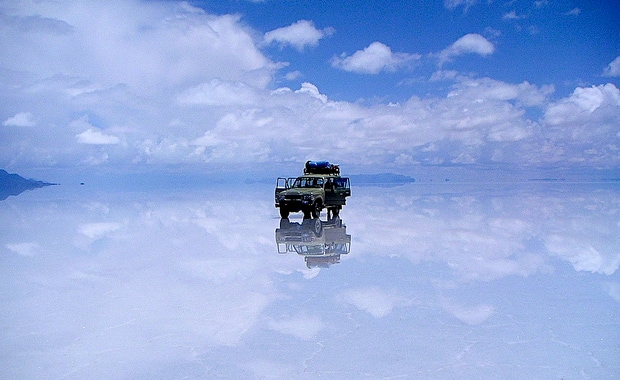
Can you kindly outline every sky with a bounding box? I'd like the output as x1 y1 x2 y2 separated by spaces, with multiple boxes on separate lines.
0 0 619 179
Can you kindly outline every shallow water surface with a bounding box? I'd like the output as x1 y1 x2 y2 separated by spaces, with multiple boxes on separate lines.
1 182 619 379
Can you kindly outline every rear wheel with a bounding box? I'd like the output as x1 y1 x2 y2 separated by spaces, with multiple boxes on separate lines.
279 207 289 219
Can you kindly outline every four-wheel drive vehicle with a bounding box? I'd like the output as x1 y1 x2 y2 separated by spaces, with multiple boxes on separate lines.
275 161 351 219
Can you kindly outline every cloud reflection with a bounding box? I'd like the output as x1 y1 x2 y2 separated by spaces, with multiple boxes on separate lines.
347 184 620 280
338 286 412 318
1 183 618 378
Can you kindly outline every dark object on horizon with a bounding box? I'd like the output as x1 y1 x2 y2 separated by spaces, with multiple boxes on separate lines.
0 169 56 200
349 173 415 186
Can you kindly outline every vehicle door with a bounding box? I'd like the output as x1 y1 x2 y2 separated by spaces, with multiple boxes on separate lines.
334 177 351 197
325 177 350 205
275 177 295 195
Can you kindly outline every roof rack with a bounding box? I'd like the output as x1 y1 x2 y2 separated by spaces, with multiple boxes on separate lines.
304 160 340 175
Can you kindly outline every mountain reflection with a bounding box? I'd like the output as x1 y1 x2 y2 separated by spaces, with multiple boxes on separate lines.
276 216 351 268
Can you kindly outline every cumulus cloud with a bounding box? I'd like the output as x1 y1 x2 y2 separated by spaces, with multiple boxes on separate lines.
0 1 619 172
603 56 620 77
3 112 36 127
544 83 620 125
178 79 259 106
263 20 334 51
295 82 328 103
76 128 120 145
439 34 495 65
331 42 420 74
448 77 553 107
80 79 618 169
0 1 274 91
78 222 122 239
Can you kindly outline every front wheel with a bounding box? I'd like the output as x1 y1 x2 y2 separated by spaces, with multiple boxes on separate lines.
279 207 289 219
311 200 322 218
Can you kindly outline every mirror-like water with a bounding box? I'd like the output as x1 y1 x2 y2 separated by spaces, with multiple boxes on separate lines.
1 182 619 379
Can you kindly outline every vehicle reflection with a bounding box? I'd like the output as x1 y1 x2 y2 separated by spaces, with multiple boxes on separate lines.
275 216 351 268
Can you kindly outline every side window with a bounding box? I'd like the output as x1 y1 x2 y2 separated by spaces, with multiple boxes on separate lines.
334 178 347 189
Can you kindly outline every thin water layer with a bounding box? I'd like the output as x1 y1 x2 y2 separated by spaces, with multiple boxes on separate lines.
1 182 618 379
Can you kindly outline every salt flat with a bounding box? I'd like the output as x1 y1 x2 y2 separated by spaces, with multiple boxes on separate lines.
1 182 618 379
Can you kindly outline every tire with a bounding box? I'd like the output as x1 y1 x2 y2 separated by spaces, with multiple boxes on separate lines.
279 218 291 229
303 209 312 219
279 207 289 219
311 200 322 218
326 207 340 220
312 218 323 235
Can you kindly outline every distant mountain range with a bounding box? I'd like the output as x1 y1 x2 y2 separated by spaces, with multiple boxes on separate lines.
349 173 415 186
0 169 56 200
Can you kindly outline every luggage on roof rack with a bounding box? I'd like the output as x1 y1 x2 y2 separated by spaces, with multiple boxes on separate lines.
304 160 340 175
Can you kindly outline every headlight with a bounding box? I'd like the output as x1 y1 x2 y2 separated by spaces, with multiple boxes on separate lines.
276 193 285 202
302 194 314 201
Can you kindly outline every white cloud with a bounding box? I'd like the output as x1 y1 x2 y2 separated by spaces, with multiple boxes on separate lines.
448 77 553 106
134 79 617 169
439 34 495 65
178 79 259 106
0 0 618 172
544 83 620 125
76 128 120 145
603 56 620 77
295 82 328 103
331 42 420 74
284 70 302 81
444 0 477 11
6 242 39 256
503 10 525 20
564 7 581 16
3 112 36 127
264 20 333 51
71 115 121 145
78 222 122 239
0 1 274 91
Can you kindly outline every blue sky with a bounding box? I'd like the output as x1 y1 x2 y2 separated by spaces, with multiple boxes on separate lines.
0 0 619 179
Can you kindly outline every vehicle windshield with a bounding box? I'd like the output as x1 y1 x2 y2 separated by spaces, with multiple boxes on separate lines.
292 177 324 188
